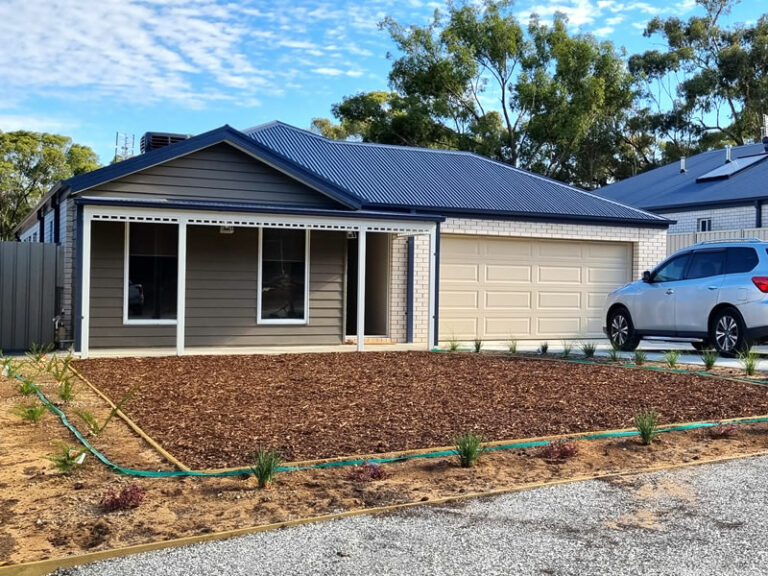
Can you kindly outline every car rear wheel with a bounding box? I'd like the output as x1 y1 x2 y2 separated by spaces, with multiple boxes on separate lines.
710 308 751 357
608 308 640 351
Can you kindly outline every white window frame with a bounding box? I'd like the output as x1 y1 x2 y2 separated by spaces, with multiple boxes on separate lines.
697 217 712 232
257 227 310 325
123 222 179 326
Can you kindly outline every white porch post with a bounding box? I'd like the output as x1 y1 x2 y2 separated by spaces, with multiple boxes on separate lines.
80 209 92 359
427 224 437 350
176 220 187 355
356 226 367 352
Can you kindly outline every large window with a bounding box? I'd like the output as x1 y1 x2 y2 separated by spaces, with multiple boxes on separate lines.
258 228 308 323
125 223 178 323
652 253 691 283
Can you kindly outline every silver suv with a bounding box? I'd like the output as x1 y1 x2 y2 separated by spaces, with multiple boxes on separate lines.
603 239 768 355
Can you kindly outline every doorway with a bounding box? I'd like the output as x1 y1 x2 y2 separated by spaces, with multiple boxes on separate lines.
346 232 390 337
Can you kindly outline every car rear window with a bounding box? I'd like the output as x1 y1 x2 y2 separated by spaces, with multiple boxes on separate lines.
725 247 758 274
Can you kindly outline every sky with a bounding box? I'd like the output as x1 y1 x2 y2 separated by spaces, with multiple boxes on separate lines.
0 0 763 164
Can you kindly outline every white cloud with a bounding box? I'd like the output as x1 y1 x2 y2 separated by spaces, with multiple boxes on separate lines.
606 15 624 25
0 114 76 133
593 25 614 36
313 67 345 76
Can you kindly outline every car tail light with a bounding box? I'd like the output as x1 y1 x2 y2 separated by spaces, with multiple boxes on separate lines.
752 276 768 292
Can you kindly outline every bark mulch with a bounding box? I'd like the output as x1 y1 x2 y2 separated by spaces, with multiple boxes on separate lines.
72 352 768 469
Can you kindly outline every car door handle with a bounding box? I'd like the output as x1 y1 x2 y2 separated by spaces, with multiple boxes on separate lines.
707 286 718 291
666 289 674 295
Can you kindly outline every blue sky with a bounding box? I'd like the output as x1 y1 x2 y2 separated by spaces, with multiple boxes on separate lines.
0 0 762 164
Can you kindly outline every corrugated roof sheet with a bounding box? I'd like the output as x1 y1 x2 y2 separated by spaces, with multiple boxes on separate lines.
597 143 768 211
243 121 667 225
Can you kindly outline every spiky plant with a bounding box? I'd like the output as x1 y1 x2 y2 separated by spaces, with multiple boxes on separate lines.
634 408 660 445
453 431 485 468
580 342 596 358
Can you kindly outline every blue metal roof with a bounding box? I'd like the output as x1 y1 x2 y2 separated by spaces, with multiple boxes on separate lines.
243 122 667 226
597 143 768 212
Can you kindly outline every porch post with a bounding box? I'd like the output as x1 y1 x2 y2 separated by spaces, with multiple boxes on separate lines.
176 220 187 355
357 226 367 351
80 209 92 359
427 224 437 350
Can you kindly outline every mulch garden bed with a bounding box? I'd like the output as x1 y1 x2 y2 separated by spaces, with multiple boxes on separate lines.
72 351 768 469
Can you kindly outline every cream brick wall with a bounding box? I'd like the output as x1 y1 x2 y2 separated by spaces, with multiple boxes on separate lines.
389 217 668 344
662 206 756 234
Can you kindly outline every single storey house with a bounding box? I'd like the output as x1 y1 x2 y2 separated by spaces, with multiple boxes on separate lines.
15 122 669 357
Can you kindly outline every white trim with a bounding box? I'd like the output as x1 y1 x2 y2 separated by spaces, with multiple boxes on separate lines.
177 222 187 355
257 228 310 325
122 220 180 326
427 224 437 350
80 212 92 359
357 226 367 352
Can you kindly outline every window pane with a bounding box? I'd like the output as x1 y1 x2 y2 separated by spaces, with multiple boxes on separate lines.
261 229 306 320
128 223 178 320
727 247 758 274
686 250 725 279
653 254 690 282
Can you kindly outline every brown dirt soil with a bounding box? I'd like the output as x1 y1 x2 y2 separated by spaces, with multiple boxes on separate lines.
73 351 768 468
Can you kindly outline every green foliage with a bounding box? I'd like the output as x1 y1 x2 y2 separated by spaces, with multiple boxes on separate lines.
46 443 88 475
473 337 483 353
453 431 485 468
10 402 46 423
580 342 596 358
508 339 518 354
74 409 101 436
26 342 54 365
607 345 622 362
73 383 141 436
0 131 100 240
16 378 37 397
633 350 647 366
701 349 718 371
447 334 460 352
539 342 549 355
663 349 680 368
250 448 283 489
58 377 75 404
739 349 759 377
634 408 660 445
561 341 572 358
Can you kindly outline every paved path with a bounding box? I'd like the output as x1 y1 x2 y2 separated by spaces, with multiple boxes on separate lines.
63 455 768 576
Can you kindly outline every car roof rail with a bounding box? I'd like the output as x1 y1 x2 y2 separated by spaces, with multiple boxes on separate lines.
695 237 765 245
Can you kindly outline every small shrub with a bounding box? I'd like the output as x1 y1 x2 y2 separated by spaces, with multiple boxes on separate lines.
453 431 484 468
708 422 739 439
16 378 37 397
347 461 388 482
663 349 680 368
74 409 101 436
75 383 142 436
10 403 46 423
607 345 622 362
739 349 759 377
100 484 146 512
580 342 596 358
508 339 518 354
538 440 579 461
1 356 13 378
26 342 54 365
58 377 75 404
701 349 718 371
634 408 660 445
473 337 483 353
47 443 88 475
50 357 73 383
633 350 647 366
250 448 282 488
447 334 460 352
561 341 572 358
539 342 549 355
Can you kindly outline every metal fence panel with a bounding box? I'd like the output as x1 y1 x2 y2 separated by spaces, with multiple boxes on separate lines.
0 242 60 352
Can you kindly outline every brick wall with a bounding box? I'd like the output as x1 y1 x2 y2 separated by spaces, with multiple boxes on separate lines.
661 206 756 234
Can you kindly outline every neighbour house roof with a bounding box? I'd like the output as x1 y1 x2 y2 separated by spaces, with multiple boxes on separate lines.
16 121 669 234
596 142 768 212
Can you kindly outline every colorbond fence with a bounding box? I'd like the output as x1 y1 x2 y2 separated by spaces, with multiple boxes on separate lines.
667 228 768 255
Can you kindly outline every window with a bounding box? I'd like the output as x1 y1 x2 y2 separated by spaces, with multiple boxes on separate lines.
686 250 725 279
652 253 691 283
697 218 712 232
727 247 759 274
125 223 178 323
258 228 308 323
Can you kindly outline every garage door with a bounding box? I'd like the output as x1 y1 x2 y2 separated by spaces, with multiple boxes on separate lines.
439 235 632 340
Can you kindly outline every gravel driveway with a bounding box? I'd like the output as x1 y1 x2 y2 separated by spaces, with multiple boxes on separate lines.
60 456 768 576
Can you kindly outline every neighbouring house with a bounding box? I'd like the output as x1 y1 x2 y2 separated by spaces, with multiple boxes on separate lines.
14 122 669 357
597 140 768 254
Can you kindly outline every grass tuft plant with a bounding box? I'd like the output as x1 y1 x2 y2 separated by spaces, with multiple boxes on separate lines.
16 378 37 397
561 341 572 358
634 408 660 445
739 349 759 377
447 334 460 352
539 342 549 355
580 342 596 358
607 345 622 363
633 350 647 366
47 443 88 475
250 448 283 489
473 337 483 353
507 339 518 354
701 349 718 371
453 431 484 468
10 402 47 423
663 349 681 368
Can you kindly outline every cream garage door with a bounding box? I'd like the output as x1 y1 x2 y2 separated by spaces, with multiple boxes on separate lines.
439 235 632 340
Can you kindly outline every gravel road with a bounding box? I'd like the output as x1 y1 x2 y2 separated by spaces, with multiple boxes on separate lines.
59 456 768 576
